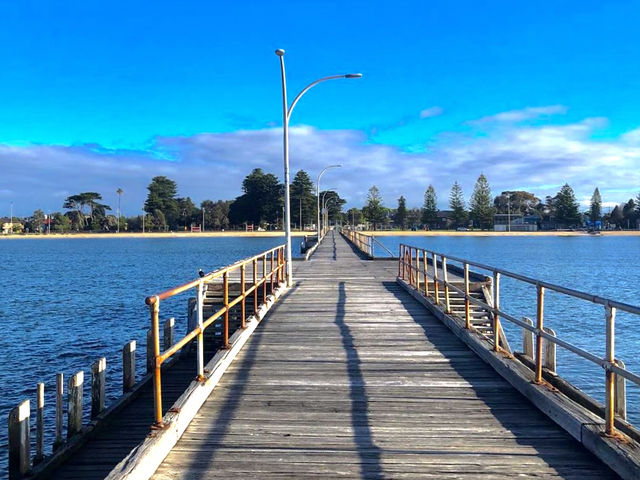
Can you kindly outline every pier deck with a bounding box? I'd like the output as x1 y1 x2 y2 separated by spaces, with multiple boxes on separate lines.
150 232 617 479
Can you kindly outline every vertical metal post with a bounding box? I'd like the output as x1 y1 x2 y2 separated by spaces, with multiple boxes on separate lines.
432 252 440 305
253 258 258 315
464 263 470 329
270 251 274 293
408 247 413 285
442 256 451 313
493 272 501 352
196 282 204 380
398 245 402 277
262 254 267 300
415 249 421 292
223 271 230 349
605 305 616 435
241 264 246 328
535 285 545 384
423 249 429 297
151 299 163 425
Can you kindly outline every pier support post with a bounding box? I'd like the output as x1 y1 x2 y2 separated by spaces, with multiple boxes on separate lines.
522 317 534 359
54 373 63 450
123 340 136 392
91 357 106 419
543 327 557 374
35 383 44 464
164 317 175 351
8 400 30 480
196 281 204 379
615 359 627 421
67 371 84 438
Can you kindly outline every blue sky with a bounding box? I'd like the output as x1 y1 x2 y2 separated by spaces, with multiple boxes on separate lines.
1 0 640 215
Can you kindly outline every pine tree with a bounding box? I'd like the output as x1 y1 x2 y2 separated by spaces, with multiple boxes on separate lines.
362 186 387 230
421 185 438 228
394 196 407 229
290 170 316 230
589 188 602 222
469 174 495 229
449 182 467 228
554 184 581 227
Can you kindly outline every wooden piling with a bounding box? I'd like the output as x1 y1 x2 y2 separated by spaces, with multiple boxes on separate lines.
67 371 84 438
54 373 63 450
522 317 534 359
615 359 627 420
91 357 106 419
8 400 30 479
123 340 136 392
164 317 175 351
35 383 44 464
543 327 557 374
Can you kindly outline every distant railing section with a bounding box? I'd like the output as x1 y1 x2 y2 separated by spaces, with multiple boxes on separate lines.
398 242 640 438
340 228 395 258
145 245 286 426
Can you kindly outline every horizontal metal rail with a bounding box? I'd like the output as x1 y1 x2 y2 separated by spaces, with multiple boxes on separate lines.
398 243 640 437
146 245 286 426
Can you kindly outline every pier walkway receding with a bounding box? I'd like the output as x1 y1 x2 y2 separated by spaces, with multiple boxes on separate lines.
150 231 616 479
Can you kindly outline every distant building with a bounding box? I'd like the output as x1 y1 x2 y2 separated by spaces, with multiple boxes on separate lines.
494 214 538 232
2 222 23 234
436 210 454 229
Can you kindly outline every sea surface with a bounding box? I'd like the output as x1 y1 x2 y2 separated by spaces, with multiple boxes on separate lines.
0 236 302 476
1 234 639 475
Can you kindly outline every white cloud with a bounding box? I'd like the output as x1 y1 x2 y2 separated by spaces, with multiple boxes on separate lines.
473 105 568 124
419 106 444 119
2 108 640 216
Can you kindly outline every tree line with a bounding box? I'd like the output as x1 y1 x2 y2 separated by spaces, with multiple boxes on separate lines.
6 170 640 233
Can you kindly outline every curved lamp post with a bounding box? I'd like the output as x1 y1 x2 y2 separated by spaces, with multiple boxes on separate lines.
276 48 361 287
321 189 338 236
316 165 341 243
324 196 338 232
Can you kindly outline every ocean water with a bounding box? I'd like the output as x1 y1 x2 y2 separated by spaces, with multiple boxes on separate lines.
0 236 301 475
1 234 639 475
375 235 640 425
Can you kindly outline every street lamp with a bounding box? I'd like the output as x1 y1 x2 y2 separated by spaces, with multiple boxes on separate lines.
276 48 361 287
9 201 13 235
316 165 341 243
321 189 337 236
324 196 338 232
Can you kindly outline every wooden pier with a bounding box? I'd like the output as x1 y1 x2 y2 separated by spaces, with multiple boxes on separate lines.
9 231 640 479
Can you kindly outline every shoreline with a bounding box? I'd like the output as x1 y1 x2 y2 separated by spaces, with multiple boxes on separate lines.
0 231 310 239
1 230 639 239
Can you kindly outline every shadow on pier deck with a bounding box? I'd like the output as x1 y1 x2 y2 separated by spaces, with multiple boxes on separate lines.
147 231 617 479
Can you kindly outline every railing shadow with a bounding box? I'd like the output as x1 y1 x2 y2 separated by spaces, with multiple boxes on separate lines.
379 280 618 478
335 281 384 479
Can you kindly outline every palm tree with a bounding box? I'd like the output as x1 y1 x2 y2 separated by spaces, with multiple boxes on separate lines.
117 188 123 233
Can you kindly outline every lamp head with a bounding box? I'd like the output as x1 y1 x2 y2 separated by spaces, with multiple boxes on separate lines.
275 49 285 57
345 73 363 79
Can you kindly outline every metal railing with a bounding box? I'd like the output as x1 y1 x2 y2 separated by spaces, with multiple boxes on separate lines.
145 245 286 426
341 228 395 258
398 243 640 437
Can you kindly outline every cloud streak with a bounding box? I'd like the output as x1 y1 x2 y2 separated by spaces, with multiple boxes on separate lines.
1 107 639 216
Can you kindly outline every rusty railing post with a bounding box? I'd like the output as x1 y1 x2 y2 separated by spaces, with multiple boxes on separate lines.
253 258 258 315
432 252 440 305
423 249 429 297
223 271 230 349
151 298 163 425
535 285 545 384
493 271 501 352
196 282 204 380
241 263 246 328
442 256 451 313
262 254 267 301
464 262 470 329
605 305 616 436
